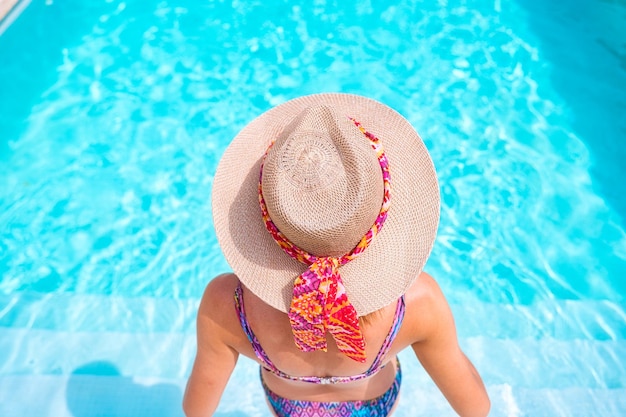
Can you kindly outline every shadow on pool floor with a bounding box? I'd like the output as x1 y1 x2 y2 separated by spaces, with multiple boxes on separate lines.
66 361 184 417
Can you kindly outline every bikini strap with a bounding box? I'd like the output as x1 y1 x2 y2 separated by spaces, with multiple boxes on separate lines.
234 282 283 374
364 295 406 374
233 281 405 384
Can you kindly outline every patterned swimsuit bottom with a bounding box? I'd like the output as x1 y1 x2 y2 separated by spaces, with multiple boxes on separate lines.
262 359 402 417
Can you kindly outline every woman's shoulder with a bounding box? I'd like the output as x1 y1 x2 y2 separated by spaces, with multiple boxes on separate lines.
195 273 253 352
202 272 239 297
405 271 446 308
198 273 240 322
400 271 453 343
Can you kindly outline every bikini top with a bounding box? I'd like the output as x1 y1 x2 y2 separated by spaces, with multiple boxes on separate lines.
234 282 405 384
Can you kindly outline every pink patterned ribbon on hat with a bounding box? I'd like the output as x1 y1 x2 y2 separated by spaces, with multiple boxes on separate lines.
258 117 391 363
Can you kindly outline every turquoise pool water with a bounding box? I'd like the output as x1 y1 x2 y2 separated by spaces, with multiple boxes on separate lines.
1 0 625 416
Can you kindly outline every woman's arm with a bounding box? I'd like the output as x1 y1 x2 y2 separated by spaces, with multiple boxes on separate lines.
410 273 490 417
183 275 239 417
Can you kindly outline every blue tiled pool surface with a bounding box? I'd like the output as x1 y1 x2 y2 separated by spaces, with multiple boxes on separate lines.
1 1 625 416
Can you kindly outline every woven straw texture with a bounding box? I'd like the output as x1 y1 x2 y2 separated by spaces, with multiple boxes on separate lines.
212 93 440 316
262 105 383 257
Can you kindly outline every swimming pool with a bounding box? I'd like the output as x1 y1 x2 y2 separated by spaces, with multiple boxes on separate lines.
1 0 625 415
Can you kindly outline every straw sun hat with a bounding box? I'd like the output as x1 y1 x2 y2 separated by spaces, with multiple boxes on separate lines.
212 93 440 316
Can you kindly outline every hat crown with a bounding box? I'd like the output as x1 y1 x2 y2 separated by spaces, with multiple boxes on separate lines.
261 105 384 257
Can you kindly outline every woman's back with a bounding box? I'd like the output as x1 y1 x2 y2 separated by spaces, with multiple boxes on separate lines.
195 270 461 404
240 277 402 397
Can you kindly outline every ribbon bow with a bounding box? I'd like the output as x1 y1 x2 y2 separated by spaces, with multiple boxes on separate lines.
259 117 391 363
289 257 366 362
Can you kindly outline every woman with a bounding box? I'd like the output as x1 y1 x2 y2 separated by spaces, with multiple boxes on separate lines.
183 94 490 416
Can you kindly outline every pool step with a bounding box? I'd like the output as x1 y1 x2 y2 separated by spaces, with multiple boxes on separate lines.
1 326 625 388
1 290 625 340
0 327 196 379
2 291 625 416
450 299 626 340
400 383 626 417
460 337 626 390
0 356 262 417
0 290 198 333
1 373 625 417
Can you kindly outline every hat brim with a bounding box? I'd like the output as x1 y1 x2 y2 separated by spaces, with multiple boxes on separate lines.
212 93 440 316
